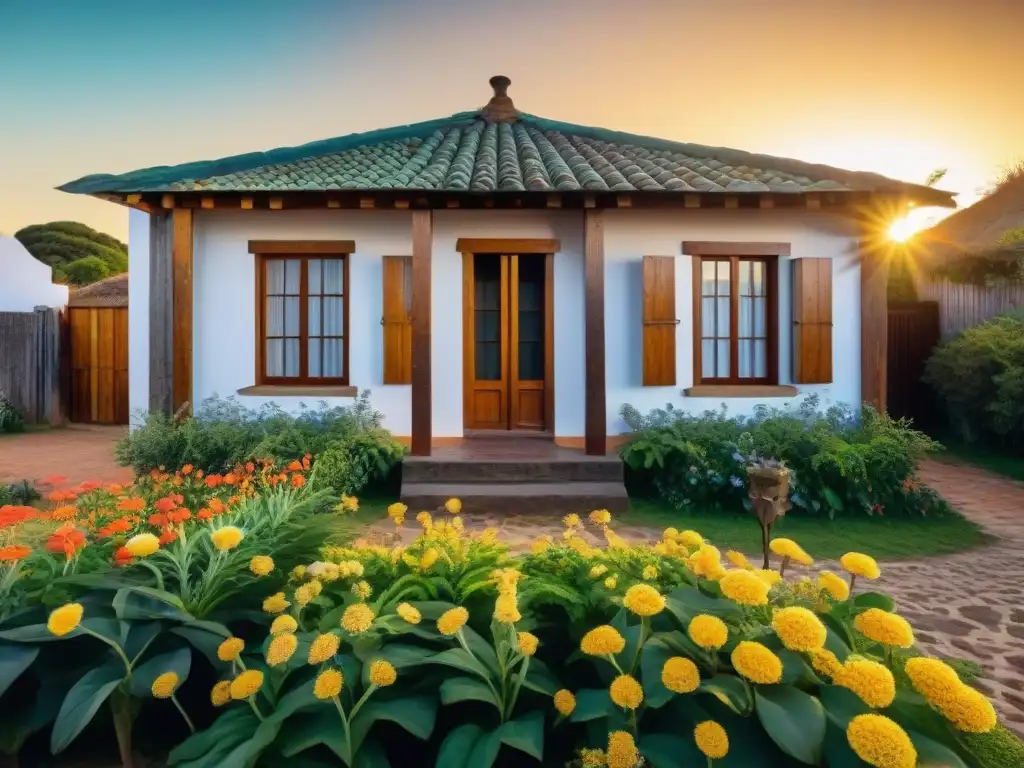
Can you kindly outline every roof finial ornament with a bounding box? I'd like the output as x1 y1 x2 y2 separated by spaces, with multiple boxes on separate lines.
482 75 518 124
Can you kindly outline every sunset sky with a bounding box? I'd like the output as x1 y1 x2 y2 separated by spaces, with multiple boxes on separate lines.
2 0 1022 241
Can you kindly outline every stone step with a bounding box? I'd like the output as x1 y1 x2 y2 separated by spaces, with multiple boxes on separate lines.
400 481 630 516
401 457 623 484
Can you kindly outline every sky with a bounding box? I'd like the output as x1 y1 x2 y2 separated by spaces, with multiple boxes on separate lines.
1 0 1022 242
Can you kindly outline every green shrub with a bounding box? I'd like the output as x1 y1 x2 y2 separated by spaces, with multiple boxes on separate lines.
620 395 943 517
310 428 406 495
116 394 405 494
0 480 39 506
924 313 1024 449
0 392 24 433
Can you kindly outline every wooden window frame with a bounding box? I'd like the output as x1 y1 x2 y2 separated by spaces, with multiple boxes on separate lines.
690 246 782 387
253 252 351 387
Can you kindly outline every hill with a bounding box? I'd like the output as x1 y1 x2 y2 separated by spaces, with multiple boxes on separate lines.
14 221 128 285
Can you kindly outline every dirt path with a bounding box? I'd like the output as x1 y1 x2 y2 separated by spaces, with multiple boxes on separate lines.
0 425 133 487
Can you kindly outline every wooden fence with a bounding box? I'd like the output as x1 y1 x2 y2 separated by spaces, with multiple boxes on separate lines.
67 307 129 425
0 307 65 425
887 301 940 429
917 278 1024 339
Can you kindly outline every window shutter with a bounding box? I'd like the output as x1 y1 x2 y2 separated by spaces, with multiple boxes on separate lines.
382 256 412 384
792 258 833 383
642 255 677 386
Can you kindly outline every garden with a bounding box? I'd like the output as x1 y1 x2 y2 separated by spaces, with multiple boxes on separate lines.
0 393 1018 767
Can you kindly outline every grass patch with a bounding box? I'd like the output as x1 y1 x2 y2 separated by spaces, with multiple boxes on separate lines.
621 499 991 560
937 437 1024 482
330 496 390 543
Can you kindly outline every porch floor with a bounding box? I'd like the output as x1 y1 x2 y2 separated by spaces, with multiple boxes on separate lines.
408 439 620 462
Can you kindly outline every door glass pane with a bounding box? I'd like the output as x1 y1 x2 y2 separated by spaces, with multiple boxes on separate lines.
265 297 284 336
324 297 344 336
285 260 301 294
475 255 502 381
308 259 322 294
477 342 500 380
266 260 284 294
518 258 545 380
308 338 321 377
324 260 344 294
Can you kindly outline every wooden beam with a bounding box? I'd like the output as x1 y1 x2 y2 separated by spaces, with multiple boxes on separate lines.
247 240 356 254
547 194 562 209
446 199 459 209
394 199 410 209
327 198 341 209
171 209 194 413
724 196 739 209
584 209 606 456
684 194 700 208
616 194 632 208
269 197 283 210
682 241 791 257
200 197 214 209
149 213 174 414
126 194 141 205
806 193 822 210
860 235 890 413
410 210 433 456
455 238 560 254
583 194 596 209
241 197 254 210
161 194 175 209
759 195 775 209
360 197 375 209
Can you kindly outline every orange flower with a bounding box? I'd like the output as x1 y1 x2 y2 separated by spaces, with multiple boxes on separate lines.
0 545 31 562
158 527 178 545
118 497 146 513
195 469 204 479
228 494 242 506
205 474 223 488
197 508 213 521
113 546 133 567
0 505 37 528
223 473 237 485
39 474 67 486
105 483 125 495
267 475 280 487
245 462 255 474
181 464 194 475
47 490 78 503
45 523 87 559
287 460 303 472
98 517 133 538
148 513 168 527
78 481 102 492
172 477 183 487
51 505 78 521
291 474 306 489
302 453 311 470
208 498 225 515
154 496 178 513
167 508 192 524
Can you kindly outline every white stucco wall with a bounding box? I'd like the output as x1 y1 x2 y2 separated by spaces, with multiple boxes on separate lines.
0 235 69 311
129 207 860 439
604 208 861 434
128 209 150 424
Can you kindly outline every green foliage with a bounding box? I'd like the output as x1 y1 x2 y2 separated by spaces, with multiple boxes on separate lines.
15 221 127 285
620 395 943 517
115 395 405 493
0 392 24 434
924 313 1024 450
0 480 39 507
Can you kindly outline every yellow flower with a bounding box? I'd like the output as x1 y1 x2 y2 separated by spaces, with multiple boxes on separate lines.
609 674 643 709
846 714 916 768
819 570 850 601
444 498 462 514
418 547 440 572
437 606 469 636
769 537 813 566
341 603 375 634
416 511 433 529
678 530 704 549
662 657 700 693
642 565 659 581
517 631 539 657
580 748 606 767
589 564 608 579
490 568 523 595
853 609 914 648
581 625 626 656
531 536 552 554
307 632 341 664
270 615 298 636
622 583 665 617
688 615 728 650
663 527 679 540
262 592 290 614
937 685 997 733
725 550 751 569
688 544 724 578
46 603 83 637
294 581 321 607
229 669 264 700
210 680 231 707
217 637 244 662
494 594 521 624
603 576 618 589
838 659 896 708
772 606 827 652
210 526 244 552
589 509 612 526
606 731 639 768
291 565 306 580
125 533 160 558
840 552 881 580
719 570 770 606
353 580 373 601
368 659 397 687
731 641 783 684
387 502 407 526
397 602 422 625
553 689 576 716
754 569 782 587
266 633 298 667
151 671 179 699
249 555 274 576
313 668 343 699
339 494 359 512
478 528 498 546
904 657 962 706
808 648 843 679
694 721 729 759
563 513 581 528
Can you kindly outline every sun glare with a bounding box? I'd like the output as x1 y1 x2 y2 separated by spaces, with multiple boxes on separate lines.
887 206 946 243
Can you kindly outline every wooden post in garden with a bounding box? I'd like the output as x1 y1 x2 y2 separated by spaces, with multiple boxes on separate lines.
747 462 792 568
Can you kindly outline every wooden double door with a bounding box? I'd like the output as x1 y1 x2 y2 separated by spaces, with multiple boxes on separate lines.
463 253 553 432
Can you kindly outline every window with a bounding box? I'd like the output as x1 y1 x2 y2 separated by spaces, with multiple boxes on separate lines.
694 256 777 384
256 255 349 384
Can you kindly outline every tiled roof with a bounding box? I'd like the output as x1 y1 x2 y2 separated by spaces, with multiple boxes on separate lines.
58 81 954 206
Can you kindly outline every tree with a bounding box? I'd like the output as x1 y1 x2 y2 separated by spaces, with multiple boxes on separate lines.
15 221 127 285
62 256 111 285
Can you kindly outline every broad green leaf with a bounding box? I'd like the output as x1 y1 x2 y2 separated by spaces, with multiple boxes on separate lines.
350 633 384 662
908 729 969 768
0 642 38 697
440 676 500 709
266 674 320 722
518 656 559 697
852 592 896 613
0 616 120 644
435 723 485 768
50 661 126 753
350 694 437 755
819 684 870 728
699 675 754 715
821 721 868 768
425 647 495 684
241 717 283 767
167 707 259 765
123 620 164 662
113 586 191 621
778 649 814 685
822 487 844 512
279 710 349 761
640 637 676 709
352 737 390 768
171 624 231 665
494 710 544 761
459 625 500 674
639 733 705 767
823 627 852 661
131 646 192 697
408 601 457 620
570 688 613 723
366 643 435 670
755 685 826 765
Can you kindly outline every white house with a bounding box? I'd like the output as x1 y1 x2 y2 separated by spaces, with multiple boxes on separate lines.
0 235 69 312
58 77 953 507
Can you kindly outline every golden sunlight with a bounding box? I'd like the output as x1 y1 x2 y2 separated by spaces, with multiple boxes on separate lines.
888 206 947 243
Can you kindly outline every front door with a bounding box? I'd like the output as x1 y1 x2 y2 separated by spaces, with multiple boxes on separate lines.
463 253 552 432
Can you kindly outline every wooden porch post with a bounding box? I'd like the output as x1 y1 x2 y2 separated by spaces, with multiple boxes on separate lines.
584 209 607 455
860 236 890 413
172 209 194 413
149 212 173 414
411 210 433 456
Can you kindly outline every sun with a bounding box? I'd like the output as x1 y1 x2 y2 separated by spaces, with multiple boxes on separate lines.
887 206 945 243
888 217 919 242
